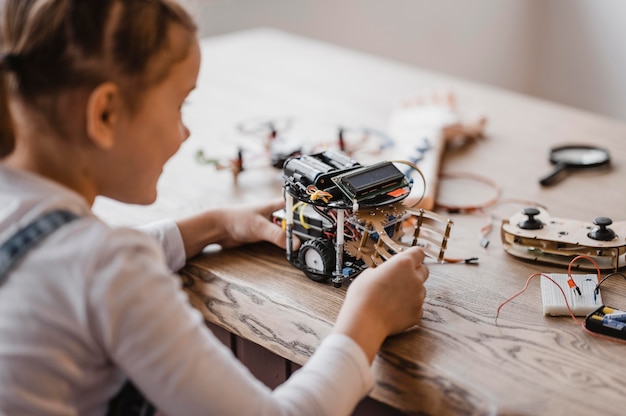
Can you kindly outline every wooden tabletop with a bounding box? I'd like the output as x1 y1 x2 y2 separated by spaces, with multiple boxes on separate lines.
94 28 626 416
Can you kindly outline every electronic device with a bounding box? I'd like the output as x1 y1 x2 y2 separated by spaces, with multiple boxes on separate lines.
541 273 602 316
276 150 453 287
585 305 626 340
331 161 409 204
501 207 626 271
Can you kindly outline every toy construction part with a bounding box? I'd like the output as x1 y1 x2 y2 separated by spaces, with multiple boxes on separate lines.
283 201 452 286
343 204 452 269
279 149 452 286
501 208 626 271
517 207 543 230
539 144 610 186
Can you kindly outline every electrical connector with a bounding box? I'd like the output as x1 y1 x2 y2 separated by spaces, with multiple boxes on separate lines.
541 273 602 316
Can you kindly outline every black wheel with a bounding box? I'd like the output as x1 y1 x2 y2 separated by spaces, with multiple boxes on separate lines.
298 238 336 282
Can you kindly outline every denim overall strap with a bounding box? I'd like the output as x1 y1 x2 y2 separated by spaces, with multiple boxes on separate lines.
0 209 155 416
0 209 78 285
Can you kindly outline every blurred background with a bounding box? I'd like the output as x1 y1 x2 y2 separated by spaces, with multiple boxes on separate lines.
184 0 626 123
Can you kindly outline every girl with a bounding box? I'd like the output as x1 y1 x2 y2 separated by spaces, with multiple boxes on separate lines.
0 1 429 415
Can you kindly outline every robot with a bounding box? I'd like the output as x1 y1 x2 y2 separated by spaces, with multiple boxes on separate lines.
274 149 453 287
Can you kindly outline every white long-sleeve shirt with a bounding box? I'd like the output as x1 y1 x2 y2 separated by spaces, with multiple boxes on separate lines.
0 163 374 416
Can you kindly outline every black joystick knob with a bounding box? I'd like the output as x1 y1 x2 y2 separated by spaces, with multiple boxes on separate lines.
587 217 616 241
518 207 543 230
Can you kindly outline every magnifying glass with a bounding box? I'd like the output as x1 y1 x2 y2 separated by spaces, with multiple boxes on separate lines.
539 144 611 186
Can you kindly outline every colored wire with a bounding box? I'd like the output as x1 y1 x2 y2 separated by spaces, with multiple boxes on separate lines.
567 255 602 295
327 209 357 239
436 178 547 250
496 256 602 321
312 205 336 226
495 272 580 325
434 171 501 213
432 172 511 249
495 259 626 344
442 256 479 264
594 271 626 295
298 204 311 230
306 185 333 203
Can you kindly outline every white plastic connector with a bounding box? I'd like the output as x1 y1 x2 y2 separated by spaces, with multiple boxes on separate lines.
541 273 602 316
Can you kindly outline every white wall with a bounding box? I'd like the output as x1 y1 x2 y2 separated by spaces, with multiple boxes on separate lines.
533 0 626 122
189 0 626 123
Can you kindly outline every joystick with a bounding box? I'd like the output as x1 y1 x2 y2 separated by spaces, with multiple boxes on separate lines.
518 207 543 230
501 208 626 271
587 217 616 241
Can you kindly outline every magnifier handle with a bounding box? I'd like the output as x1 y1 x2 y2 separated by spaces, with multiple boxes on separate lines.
539 161 568 186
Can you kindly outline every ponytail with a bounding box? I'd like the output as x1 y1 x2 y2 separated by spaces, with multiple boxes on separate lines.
0 53 15 157
0 0 196 138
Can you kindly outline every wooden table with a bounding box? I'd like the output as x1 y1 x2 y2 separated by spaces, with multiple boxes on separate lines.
94 28 626 416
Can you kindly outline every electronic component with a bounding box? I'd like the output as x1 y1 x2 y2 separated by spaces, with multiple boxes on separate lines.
331 161 409 203
585 305 626 340
501 208 626 270
541 273 602 316
283 150 361 189
282 155 335 187
272 206 333 240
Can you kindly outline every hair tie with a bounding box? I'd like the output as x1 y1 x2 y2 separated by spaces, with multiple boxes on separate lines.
0 53 19 73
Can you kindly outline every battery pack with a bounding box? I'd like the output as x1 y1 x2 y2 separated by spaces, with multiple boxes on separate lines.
585 305 626 340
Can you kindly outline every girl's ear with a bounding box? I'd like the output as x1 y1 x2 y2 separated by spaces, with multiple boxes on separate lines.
86 82 120 149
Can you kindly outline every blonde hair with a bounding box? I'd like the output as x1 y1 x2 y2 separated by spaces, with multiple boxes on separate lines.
0 0 197 157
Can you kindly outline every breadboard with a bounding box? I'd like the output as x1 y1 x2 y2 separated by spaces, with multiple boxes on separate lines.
541 273 602 316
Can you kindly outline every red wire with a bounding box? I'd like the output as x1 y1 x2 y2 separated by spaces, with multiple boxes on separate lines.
435 171 501 213
567 255 602 284
495 260 626 344
495 273 580 325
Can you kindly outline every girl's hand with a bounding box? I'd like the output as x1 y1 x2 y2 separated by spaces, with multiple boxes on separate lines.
177 198 296 258
332 246 429 362
216 199 289 249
